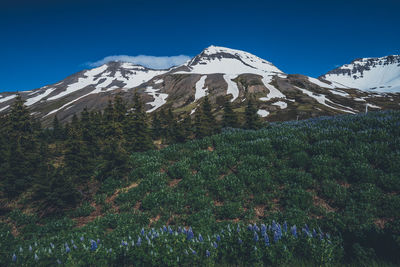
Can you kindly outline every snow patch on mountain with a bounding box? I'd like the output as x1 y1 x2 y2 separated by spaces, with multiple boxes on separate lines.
195 76 208 100
25 88 54 106
260 76 285 101
272 101 288 109
145 86 168 113
0 105 9 112
329 89 350 97
223 74 239 101
47 64 166 101
257 109 269 117
295 86 355 114
0 94 16 103
308 77 335 89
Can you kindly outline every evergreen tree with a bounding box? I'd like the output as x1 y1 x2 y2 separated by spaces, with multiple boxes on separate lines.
165 108 175 142
114 94 127 124
194 106 207 139
125 93 154 152
244 96 262 130
222 97 239 128
194 96 218 138
3 94 39 197
52 115 64 141
64 125 92 183
151 113 162 140
182 114 193 140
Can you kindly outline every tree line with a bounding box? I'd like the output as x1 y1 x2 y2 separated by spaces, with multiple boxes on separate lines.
0 92 263 215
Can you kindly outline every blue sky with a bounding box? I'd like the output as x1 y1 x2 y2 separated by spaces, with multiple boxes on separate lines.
0 0 399 92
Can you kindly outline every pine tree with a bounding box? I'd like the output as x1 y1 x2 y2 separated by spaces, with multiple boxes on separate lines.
114 94 127 124
182 114 193 140
64 125 92 183
222 97 239 128
3 94 39 197
52 115 64 141
194 96 218 138
151 113 162 140
244 96 261 130
194 106 207 139
165 108 175 143
125 92 154 152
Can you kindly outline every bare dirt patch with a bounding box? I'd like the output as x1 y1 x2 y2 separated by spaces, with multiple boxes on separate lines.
313 195 337 213
169 179 182 188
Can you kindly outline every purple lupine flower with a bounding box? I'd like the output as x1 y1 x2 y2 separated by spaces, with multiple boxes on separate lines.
276 224 282 239
190 248 196 255
141 228 145 235
302 227 311 237
273 230 279 243
238 238 243 244
168 226 173 234
137 237 142 246
90 240 97 251
97 239 100 244
109 248 112 253
198 234 204 242
247 224 253 231
29 245 32 252
291 225 297 238
71 239 74 245
312 229 317 238
264 233 270 246
272 220 277 231
283 221 288 233
206 250 211 257
163 226 167 232
187 229 194 241
216 235 221 242
80 236 84 241
66 246 70 253
73 245 77 250
213 242 218 248
12 253 16 262
178 227 182 233
254 232 259 242
253 224 260 232
261 224 266 234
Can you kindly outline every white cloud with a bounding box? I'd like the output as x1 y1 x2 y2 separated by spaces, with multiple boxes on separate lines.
88 54 191 69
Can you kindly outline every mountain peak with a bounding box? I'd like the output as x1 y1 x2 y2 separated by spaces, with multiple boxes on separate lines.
321 55 400 93
179 45 283 75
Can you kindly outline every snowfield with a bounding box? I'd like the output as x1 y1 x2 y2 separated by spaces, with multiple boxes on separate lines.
195 76 208 100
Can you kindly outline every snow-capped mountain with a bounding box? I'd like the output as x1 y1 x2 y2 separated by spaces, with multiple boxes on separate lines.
0 46 399 125
320 55 400 93
174 45 283 75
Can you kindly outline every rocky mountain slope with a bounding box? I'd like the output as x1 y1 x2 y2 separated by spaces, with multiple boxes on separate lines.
0 46 399 125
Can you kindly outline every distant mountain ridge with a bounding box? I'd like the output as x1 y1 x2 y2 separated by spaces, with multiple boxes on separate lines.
0 46 399 125
320 55 400 93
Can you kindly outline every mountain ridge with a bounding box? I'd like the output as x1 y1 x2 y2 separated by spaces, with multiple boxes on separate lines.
0 46 399 125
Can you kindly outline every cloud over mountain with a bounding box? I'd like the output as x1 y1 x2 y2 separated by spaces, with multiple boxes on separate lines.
88 55 191 69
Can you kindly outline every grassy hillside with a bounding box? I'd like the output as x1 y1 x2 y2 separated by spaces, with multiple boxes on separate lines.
1 111 400 266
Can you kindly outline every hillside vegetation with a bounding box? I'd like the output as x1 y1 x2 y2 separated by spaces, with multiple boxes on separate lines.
1 108 400 266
